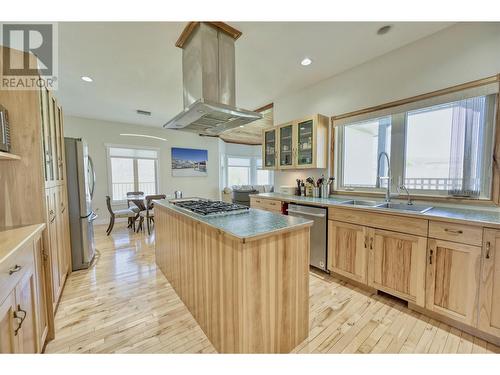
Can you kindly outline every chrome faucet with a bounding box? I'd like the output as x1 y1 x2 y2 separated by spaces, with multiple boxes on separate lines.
398 184 413 205
377 152 391 202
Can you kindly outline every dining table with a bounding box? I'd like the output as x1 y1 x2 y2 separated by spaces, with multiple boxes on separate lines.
126 194 146 231
126 194 146 211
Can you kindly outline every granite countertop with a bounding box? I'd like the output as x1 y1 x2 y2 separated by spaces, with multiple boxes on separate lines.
0 224 46 265
256 192 500 229
154 199 313 241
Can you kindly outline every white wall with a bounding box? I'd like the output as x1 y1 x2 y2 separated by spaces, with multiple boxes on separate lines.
63 116 221 222
273 22 500 187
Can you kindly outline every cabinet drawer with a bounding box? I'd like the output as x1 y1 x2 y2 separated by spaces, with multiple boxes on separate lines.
428 221 482 246
0 241 34 305
329 207 428 237
250 197 282 212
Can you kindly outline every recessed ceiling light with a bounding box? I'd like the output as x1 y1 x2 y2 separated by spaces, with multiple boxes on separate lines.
377 25 392 35
300 57 312 66
120 133 167 141
81 76 93 82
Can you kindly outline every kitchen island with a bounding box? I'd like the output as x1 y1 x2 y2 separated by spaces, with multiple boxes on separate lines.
154 199 313 353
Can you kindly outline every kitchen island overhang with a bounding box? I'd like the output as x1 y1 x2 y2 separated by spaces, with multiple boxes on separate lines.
154 199 313 353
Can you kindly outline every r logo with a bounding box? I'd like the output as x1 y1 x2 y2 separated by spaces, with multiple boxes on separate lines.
2 23 54 76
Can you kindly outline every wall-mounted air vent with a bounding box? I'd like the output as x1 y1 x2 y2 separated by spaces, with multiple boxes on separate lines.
136 109 152 116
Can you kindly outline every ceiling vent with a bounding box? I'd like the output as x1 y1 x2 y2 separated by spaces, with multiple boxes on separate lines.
137 109 152 116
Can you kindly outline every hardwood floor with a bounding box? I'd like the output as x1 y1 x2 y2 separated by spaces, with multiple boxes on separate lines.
45 223 500 354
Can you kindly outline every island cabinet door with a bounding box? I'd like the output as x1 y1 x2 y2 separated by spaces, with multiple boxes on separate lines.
328 220 368 284
478 229 500 337
368 229 427 307
426 239 481 326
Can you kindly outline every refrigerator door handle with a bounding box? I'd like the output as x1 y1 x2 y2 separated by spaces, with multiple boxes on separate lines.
88 155 96 200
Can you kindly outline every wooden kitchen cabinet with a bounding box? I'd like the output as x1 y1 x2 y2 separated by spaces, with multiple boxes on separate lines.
478 229 500 336
14 269 38 353
426 239 481 326
33 233 49 351
264 114 328 170
328 220 368 284
262 128 277 169
294 115 328 168
278 122 295 169
45 187 63 313
0 291 17 353
368 229 427 307
250 196 282 213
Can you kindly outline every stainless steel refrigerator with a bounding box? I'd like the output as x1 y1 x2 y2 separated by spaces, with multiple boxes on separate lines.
65 137 97 270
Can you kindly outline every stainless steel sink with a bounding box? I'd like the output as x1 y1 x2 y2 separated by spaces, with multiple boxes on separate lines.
340 200 381 207
375 202 433 213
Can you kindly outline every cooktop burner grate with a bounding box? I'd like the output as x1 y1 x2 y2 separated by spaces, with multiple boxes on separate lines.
172 199 249 216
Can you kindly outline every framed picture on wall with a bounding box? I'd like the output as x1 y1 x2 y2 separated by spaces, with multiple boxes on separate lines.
171 147 208 177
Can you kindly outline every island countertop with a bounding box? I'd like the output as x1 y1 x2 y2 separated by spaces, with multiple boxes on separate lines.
254 192 500 229
154 199 313 241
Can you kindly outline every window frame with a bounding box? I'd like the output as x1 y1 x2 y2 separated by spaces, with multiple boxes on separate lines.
105 144 160 204
224 155 274 187
332 77 500 203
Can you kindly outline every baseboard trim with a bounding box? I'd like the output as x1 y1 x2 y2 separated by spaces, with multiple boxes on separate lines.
408 302 500 347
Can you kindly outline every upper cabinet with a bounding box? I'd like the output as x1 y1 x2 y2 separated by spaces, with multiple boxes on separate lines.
40 87 66 187
262 114 329 170
263 128 277 169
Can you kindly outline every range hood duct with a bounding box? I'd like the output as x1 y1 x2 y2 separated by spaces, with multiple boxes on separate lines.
163 23 262 135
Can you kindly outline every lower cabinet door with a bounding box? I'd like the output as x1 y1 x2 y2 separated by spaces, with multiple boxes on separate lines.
478 229 500 336
33 234 49 351
426 239 481 326
15 269 38 353
46 187 61 312
368 229 427 306
0 291 18 353
328 221 368 284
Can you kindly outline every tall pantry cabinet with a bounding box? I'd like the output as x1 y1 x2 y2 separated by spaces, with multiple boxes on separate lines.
40 87 72 314
0 46 71 352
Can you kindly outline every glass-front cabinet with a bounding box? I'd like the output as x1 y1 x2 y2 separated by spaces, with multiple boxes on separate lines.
262 114 328 170
278 123 295 169
297 119 314 166
263 128 276 169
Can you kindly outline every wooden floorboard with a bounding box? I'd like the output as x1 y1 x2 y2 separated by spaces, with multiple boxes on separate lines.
44 223 499 354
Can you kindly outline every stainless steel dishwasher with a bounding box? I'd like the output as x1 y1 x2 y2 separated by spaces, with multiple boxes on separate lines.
287 203 328 272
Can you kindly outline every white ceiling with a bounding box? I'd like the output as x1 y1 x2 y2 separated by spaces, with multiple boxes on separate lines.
58 22 453 127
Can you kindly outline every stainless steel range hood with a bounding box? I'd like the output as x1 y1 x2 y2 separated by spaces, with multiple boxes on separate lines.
164 23 262 135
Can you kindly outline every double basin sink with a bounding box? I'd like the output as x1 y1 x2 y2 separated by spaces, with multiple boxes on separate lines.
339 199 433 214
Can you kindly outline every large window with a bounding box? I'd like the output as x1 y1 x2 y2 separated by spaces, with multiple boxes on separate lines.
107 146 159 202
341 117 391 188
227 157 251 186
335 92 497 199
225 156 273 187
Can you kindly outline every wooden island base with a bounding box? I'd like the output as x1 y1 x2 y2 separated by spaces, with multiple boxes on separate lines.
155 205 310 353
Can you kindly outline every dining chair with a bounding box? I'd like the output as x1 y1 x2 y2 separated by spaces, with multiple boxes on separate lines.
105 196 137 235
126 191 144 228
137 194 166 235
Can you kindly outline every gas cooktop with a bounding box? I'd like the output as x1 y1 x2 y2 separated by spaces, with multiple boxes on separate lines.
172 199 249 216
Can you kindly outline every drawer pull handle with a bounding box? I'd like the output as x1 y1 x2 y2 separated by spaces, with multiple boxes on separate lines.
369 237 373 250
13 306 27 336
444 228 463 234
429 249 433 265
486 241 491 259
9 264 22 275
